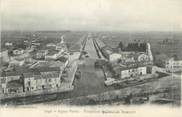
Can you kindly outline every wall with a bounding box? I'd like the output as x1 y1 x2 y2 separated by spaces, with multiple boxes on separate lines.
120 67 147 79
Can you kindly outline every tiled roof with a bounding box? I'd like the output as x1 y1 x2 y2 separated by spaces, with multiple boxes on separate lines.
32 67 60 72
113 64 146 71
47 50 59 55
23 72 34 78
1 67 32 77
35 71 59 79
1 67 60 78
6 80 23 88
56 56 68 63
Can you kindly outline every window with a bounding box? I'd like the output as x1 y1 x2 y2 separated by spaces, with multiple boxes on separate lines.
56 84 59 87
48 79 51 82
26 87 30 91
28 81 31 86
42 85 45 89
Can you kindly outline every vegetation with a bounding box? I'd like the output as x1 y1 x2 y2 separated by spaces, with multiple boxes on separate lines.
154 53 168 67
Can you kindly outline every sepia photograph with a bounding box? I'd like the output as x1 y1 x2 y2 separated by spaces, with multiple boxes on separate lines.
0 0 182 117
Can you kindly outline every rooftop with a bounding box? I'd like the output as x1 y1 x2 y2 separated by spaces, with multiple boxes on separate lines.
6 80 23 88
112 63 147 71
47 50 59 56
24 71 60 79
56 56 68 63
1 66 60 77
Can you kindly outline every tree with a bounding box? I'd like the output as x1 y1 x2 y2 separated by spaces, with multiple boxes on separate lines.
118 41 124 51
154 54 168 67
172 54 178 60
8 49 13 56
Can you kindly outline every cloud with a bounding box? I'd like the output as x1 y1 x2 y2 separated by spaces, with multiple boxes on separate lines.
1 0 182 31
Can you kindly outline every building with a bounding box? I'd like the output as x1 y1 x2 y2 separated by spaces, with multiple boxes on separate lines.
0 70 23 94
56 56 69 67
36 50 48 59
46 43 56 47
103 42 155 82
0 66 64 94
4 80 23 94
0 50 10 62
120 66 147 79
108 53 122 62
136 53 149 62
56 36 68 51
32 42 40 46
13 49 24 55
165 57 182 72
101 46 113 59
111 63 148 79
5 42 13 46
23 67 62 92
45 50 60 60
111 51 152 65
9 59 25 66
146 43 153 61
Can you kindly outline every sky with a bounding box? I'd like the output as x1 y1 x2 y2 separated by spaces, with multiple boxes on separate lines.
1 0 182 31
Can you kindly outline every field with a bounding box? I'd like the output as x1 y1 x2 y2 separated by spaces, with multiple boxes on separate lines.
1 31 86 51
2 31 182 68
2 31 182 56
99 32 182 59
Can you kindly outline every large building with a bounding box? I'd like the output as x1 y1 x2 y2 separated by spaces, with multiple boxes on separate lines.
23 67 62 92
102 42 154 81
111 64 154 80
0 66 64 94
45 37 69 60
120 66 147 79
101 43 153 65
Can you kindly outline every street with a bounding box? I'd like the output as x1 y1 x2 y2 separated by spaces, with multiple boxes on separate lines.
84 38 99 59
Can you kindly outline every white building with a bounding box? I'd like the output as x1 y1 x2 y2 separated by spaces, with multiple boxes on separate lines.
109 53 122 62
137 53 150 62
46 43 56 47
146 43 153 61
165 58 182 72
5 42 13 46
56 36 68 51
120 66 147 79
45 50 61 60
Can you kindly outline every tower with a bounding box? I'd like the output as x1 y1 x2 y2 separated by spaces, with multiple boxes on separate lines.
61 35 64 44
146 43 153 61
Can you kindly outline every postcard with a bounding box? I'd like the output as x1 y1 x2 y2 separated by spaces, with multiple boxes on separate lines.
0 0 182 117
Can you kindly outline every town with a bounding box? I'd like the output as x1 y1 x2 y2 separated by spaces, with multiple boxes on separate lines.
0 34 79 99
0 31 181 105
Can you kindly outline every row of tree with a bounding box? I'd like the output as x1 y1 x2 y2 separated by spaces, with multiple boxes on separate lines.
118 41 147 52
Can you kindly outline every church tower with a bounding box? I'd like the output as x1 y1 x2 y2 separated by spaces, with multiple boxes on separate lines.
146 43 153 61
